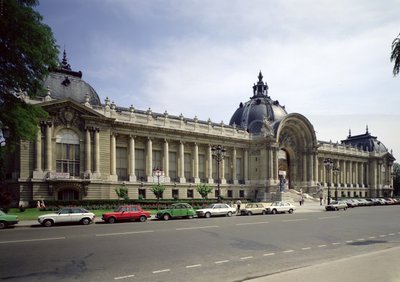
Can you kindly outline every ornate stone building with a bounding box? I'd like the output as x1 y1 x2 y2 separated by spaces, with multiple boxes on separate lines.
4 54 395 204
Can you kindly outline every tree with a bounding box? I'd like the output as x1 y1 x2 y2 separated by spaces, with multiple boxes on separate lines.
196 183 213 205
0 0 59 152
151 184 165 210
393 163 400 196
391 33 400 76
115 186 129 202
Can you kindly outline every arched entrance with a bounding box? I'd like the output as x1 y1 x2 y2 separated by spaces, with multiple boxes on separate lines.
57 188 80 200
278 149 290 190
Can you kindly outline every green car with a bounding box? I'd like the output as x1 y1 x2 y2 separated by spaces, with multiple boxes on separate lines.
156 203 196 220
0 210 19 229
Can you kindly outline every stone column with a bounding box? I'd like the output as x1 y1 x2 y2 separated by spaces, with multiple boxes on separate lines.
193 143 200 183
313 154 318 184
93 128 100 176
207 144 213 183
163 139 170 182
110 133 117 181
273 147 278 181
232 148 237 184
178 141 185 183
244 149 249 183
302 153 307 182
221 156 226 184
45 122 52 172
360 162 364 188
308 153 313 184
129 136 136 182
85 127 91 176
146 138 153 182
33 126 43 179
269 148 274 181
343 160 347 187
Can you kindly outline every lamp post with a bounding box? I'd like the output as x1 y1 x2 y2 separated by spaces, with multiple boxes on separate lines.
333 166 340 201
324 158 340 205
211 145 225 203
153 167 163 185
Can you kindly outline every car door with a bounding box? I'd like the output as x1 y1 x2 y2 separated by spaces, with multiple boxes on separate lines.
57 208 72 223
119 206 130 221
172 204 186 217
129 206 139 220
70 208 84 223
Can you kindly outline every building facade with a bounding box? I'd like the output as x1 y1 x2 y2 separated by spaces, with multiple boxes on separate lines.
4 55 396 204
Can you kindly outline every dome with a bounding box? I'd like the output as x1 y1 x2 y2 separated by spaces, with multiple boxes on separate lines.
341 128 388 153
229 72 287 133
41 50 101 106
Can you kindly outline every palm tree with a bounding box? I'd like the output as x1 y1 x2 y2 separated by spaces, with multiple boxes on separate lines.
391 33 400 76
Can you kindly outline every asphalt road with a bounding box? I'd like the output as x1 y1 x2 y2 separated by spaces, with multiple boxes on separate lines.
0 205 399 282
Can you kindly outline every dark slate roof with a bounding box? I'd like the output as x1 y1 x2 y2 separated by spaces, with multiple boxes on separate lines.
40 50 101 106
341 128 388 153
229 71 287 133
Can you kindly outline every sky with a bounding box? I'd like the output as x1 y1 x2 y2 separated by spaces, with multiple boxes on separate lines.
36 0 400 158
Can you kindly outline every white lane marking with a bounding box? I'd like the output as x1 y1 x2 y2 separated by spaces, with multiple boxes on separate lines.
379 235 387 238
389 233 395 236
357 238 365 241
215 260 230 264
263 253 275 256
114 274 135 280
186 264 202 269
0 237 65 244
96 230 154 237
176 225 219 231
318 245 327 248
318 216 340 220
332 242 341 245
302 247 311 250
240 256 253 260
282 219 308 222
369 236 376 239
152 269 170 274
346 240 354 243
283 250 294 253
236 222 269 226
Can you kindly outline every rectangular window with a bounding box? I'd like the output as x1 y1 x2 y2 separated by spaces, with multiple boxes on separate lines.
199 154 205 181
56 143 80 176
169 152 177 181
172 189 179 199
239 190 245 198
236 158 242 180
224 157 230 181
184 153 192 181
153 150 162 170
215 189 220 198
116 147 128 181
139 189 146 199
187 189 194 198
227 190 233 198
135 149 145 181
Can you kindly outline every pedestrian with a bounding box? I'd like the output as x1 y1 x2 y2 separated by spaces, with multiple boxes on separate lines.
299 197 302 206
236 199 242 214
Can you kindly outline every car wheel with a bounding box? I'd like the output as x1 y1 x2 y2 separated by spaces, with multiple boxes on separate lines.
247 211 252 216
205 212 211 218
107 217 116 224
262 210 266 215
43 219 53 227
0 221 7 229
288 209 293 214
81 218 91 225
163 214 170 221
335 207 338 211
344 207 347 211
271 209 277 214
139 215 147 222
227 211 233 217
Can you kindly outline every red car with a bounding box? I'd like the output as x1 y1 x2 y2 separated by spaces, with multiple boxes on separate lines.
102 205 151 223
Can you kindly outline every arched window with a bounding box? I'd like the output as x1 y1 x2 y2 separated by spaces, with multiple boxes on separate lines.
58 189 79 201
56 129 80 177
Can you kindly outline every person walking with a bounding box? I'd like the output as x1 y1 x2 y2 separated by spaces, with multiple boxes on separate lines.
236 199 242 215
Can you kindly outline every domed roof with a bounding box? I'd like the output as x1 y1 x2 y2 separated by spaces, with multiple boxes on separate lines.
341 127 388 153
229 72 287 133
41 50 101 106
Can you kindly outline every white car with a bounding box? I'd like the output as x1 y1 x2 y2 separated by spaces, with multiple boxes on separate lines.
38 207 95 227
196 203 236 218
266 201 296 214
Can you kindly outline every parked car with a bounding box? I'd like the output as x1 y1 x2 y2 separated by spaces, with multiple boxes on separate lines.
345 199 357 208
0 210 19 229
156 203 196 220
196 203 236 218
102 205 150 223
325 200 348 211
266 201 296 214
38 207 95 227
240 203 267 216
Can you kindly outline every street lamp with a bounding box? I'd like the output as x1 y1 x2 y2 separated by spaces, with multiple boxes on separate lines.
211 145 225 203
333 166 340 201
324 158 340 205
153 168 163 185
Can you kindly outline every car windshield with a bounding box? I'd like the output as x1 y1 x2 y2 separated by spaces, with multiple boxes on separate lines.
206 204 216 208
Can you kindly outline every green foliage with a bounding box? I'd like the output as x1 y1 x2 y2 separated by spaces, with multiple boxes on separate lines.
391 33 400 76
151 184 165 200
196 183 213 199
115 186 129 201
0 0 59 152
0 189 12 213
393 163 400 196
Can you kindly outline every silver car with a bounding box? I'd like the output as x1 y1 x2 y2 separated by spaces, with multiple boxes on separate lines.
38 207 95 227
325 201 348 211
196 203 236 218
266 201 296 214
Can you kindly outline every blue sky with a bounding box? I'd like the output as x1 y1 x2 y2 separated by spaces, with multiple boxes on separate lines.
36 0 400 157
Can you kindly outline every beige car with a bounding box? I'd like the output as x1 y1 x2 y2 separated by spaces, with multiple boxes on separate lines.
240 203 268 216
